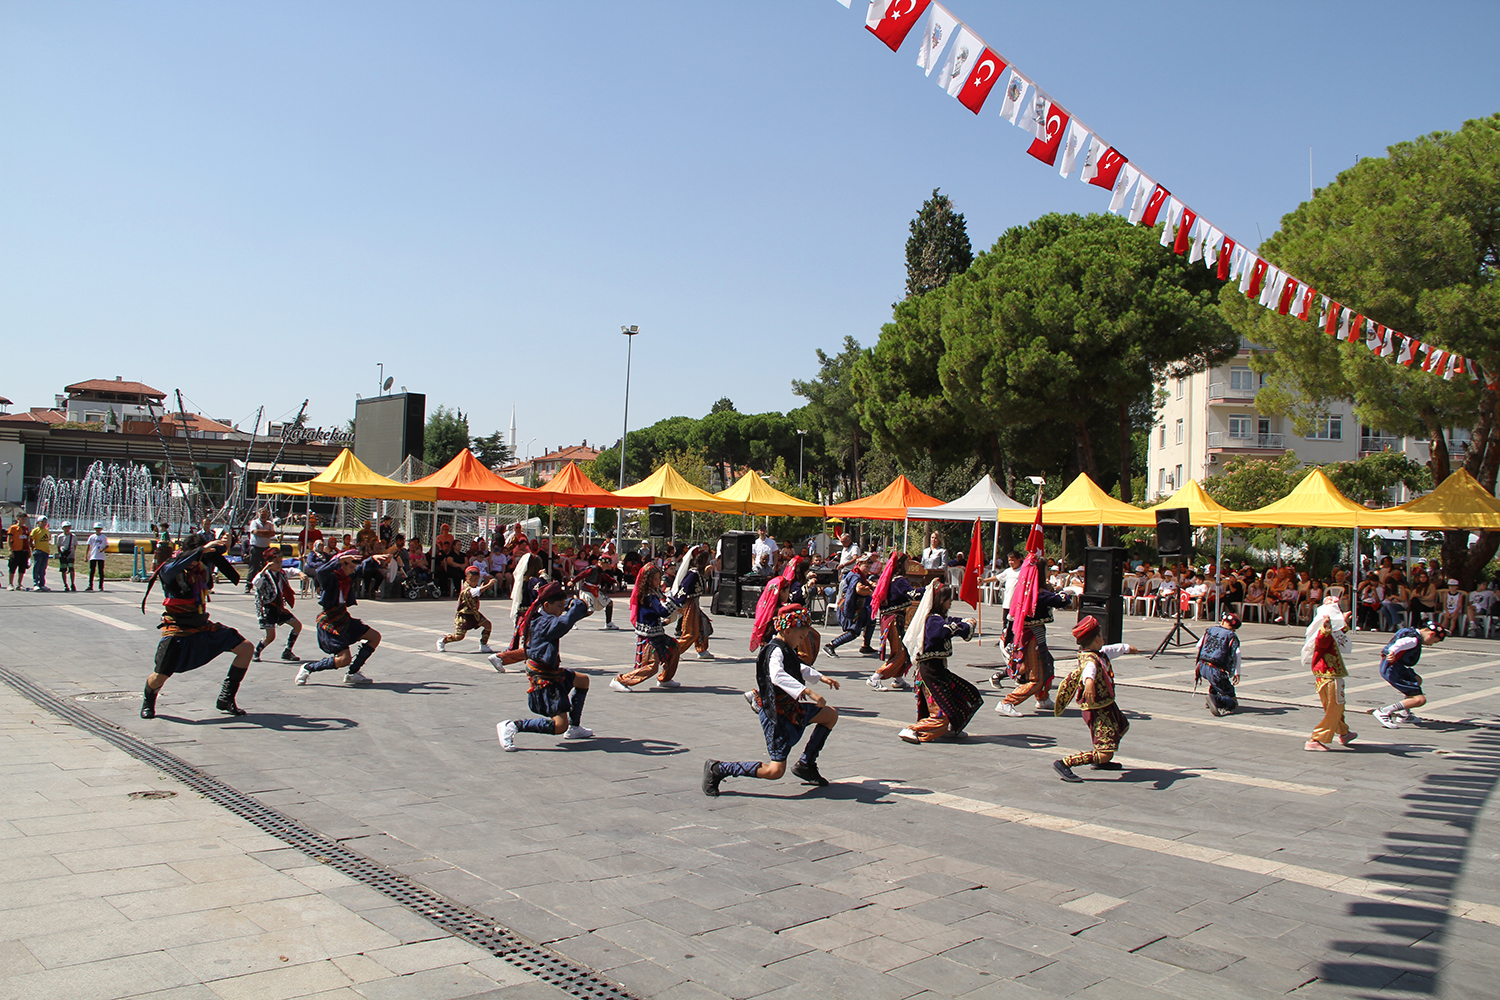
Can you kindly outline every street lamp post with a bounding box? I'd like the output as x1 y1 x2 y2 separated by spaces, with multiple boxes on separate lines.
617 325 639 553
796 430 807 487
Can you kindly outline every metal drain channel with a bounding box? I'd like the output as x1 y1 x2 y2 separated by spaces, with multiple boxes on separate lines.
0 665 637 1000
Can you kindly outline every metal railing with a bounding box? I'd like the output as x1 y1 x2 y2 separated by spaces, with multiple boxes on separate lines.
1207 381 1257 401
1359 436 1402 454
1207 432 1284 450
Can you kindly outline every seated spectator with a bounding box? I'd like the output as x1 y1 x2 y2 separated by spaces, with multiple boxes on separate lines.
407 537 433 595
1439 579 1467 635
1379 571 1408 631
1466 582 1493 636
1244 577 1267 620
1355 573 1381 631
1408 570 1438 618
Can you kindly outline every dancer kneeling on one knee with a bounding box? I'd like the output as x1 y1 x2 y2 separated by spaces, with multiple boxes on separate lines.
498 581 594 750
297 547 388 686
1050 615 1139 782
703 605 838 795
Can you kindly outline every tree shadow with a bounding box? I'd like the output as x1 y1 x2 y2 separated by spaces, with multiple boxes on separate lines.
1317 727 1500 995
154 712 358 732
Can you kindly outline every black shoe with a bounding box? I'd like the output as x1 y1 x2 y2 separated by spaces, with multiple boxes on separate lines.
792 761 829 787
1052 760 1084 783
858 646 877 656
1207 696 1222 717
1090 760 1122 770
281 649 301 662
702 760 723 797
140 685 158 720
823 643 838 658
216 695 247 716
990 672 1005 689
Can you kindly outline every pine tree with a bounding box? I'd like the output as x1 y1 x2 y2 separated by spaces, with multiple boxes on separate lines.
904 188 974 299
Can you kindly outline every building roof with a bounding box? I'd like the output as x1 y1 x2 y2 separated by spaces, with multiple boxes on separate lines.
0 408 66 425
536 444 600 464
65 377 166 398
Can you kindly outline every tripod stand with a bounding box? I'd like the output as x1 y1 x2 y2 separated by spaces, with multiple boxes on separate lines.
1149 589 1199 659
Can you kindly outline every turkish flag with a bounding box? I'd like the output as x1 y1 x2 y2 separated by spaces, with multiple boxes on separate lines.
1347 313 1364 344
959 519 983 607
957 48 1006 113
1398 339 1419 366
1140 185 1170 226
1217 237 1237 280
1246 258 1270 299
1173 206 1198 255
1026 103 1071 166
1276 277 1298 315
867 0 933 52
1296 286 1315 321
1087 146 1127 190
1324 299 1341 336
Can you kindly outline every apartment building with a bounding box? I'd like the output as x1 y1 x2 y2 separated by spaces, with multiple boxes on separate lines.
1149 341 1458 503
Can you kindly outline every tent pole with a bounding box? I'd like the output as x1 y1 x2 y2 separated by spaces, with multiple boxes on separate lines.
1097 523 1103 546
1215 525 1223 619
1352 527 1359 595
902 516 908 553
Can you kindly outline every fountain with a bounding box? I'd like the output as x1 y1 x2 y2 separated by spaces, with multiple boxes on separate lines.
34 461 196 536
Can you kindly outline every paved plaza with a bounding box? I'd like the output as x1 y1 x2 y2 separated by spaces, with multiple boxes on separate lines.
3 583 1499 1000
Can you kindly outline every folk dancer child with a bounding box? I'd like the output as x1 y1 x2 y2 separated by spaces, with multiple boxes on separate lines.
612 565 683 691
140 534 255 719
251 545 303 664
1194 611 1242 716
671 546 716 659
1050 616 1140 781
54 521 78 592
437 566 499 654
1303 598 1357 750
1371 620 1447 729
296 548 389 686
497 581 594 750
996 585 1072 716
868 552 922 691
703 605 839 794
494 553 544 668
823 555 876 657
571 554 620 630
749 556 806 651
897 582 983 743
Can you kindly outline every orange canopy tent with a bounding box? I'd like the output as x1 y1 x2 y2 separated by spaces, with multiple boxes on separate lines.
535 462 650 509
825 475 943 521
405 449 540 503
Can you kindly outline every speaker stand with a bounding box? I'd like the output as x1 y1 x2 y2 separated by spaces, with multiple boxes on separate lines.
1149 592 1198 659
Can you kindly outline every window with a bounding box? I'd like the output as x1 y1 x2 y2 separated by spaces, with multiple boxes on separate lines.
1175 378 1183 399
1228 416 1253 439
1174 464 1183 489
1229 367 1255 393
1307 416 1343 441
1158 469 1166 494
1158 425 1165 449
1175 419 1184 445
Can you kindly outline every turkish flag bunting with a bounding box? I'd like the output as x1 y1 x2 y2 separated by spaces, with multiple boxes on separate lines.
1445 355 1460 380
1296 286 1315 321
1347 314 1365 344
1382 330 1399 358
957 48 1007 113
867 0 934 52
1261 269 1286 309
1338 308 1354 340
1246 258 1270 299
1203 227 1224 268
1086 145 1128 190
1173 206 1198 255
1026 102 1071 166
1425 348 1446 373
1399 339 1420 366
1140 185 1170 226
1276 278 1298 315
1217 237 1238 281
1365 320 1382 352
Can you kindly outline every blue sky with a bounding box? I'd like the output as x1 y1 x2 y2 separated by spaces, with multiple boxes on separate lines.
3 1 1497 462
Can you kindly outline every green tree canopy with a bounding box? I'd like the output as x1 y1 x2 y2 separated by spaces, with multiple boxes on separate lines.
469 430 514 470
791 335 869 498
905 188 974 299
423 406 469 468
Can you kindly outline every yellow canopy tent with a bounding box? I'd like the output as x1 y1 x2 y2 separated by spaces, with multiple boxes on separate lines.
1144 480 1250 528
255 448 438 501
1236 468 1365 528
716 470 826 517
1367 468 1500 530
612 463 744 514
994 473 1155 527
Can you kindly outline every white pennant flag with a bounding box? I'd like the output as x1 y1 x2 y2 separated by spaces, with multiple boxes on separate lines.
1203 227 1224 268
1188 219 1210 263
1260 268 1286 308
1022 87 1057 138
917 4 961 76
1318 295 1331 329
935 24 983 94
1445 355 1460 380
1228 245 1251 282
1365 320 1382 352
1159 198 1184 247
997 69 1032 125
1057 119 1090 178
1079 136 1107 184
1382 332 1399 358
1108 164 1141 213
1237 253 1260 293
1127 174 1155 223
1337 307 1355 340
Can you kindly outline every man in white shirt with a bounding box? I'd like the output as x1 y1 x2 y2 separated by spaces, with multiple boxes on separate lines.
86 523 109 591
751 528 777 575
245 507 275 593
836 533 860 571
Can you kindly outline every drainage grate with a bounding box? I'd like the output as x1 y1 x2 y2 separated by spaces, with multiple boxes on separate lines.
1 665 637 1000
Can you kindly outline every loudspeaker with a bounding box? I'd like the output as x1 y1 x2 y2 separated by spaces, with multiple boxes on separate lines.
648 504 672 538
1083 546 1127 599
1078 595 1124 646
1155 507 1192 559
713 577 741 616
718 531 757 577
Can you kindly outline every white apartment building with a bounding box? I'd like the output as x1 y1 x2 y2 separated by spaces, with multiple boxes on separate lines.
1149 340 1463 504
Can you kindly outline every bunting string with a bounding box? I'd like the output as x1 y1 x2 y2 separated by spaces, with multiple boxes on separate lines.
848 0 1491 391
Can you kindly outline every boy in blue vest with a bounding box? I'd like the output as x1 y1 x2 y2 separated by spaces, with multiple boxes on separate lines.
1372 621 1447 728
1194 611 1242 716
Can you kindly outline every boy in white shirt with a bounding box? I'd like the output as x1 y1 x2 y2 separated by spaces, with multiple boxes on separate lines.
86 524 109 591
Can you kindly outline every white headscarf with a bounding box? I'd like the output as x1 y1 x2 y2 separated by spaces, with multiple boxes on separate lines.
1300 597 1351 669
903 586 938 665
509 553 536 624
672 545 700 594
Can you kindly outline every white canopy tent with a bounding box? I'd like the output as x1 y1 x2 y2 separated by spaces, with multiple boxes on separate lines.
906 475 1029 521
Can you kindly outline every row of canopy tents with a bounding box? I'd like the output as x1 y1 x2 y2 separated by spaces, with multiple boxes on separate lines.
259 448 1500 532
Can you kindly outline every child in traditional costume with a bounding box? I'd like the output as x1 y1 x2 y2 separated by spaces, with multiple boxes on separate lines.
437 566 499 654
493 553 543 669
497 581 594 750
1303 599 1357 750
612 565 683 691
1194 611 1242 716
1050 615 1139 781
251 544 302 664
897 582 983 743
1371 620 1446 729
672 547 716 659
867 552 922 692
296 547 389 686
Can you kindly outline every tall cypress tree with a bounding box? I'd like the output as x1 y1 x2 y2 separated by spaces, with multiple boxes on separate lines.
904 188 974 299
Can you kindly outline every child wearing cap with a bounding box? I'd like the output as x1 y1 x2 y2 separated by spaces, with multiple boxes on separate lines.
1439 579 1467 636
54 522 78 592
703 605 840 794
1049 615 1140 782
1194 611 1243 716
1372 621 1447 729
438 566 499 655
251 545 302 664
86 523 108 591
497 580 594 750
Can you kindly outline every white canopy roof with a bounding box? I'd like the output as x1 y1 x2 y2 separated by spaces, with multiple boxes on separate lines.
907 474 1029 522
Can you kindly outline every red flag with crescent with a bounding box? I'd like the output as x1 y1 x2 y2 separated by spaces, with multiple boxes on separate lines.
867 0 933 52
1087 146 1127 190
956 48 1006 113
1139 185 1170 226
1026 103 1071 166
1172 206 1198 255
1217 236 1237 281
959 519 983 607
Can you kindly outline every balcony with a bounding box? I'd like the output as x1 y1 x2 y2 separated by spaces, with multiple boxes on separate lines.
1208 432 1284 451
1359 436 1402 454
1206 381 1258 404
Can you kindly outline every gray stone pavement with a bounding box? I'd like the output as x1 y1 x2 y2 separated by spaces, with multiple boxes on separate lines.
3 583 1500 1000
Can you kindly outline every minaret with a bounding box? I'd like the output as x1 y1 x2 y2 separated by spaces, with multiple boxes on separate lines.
509 405 517 451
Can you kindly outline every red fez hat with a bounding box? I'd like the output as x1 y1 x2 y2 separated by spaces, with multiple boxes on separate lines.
1072 615 1100 641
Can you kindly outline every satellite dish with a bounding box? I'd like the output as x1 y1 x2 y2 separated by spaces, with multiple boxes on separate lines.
382 377 394 392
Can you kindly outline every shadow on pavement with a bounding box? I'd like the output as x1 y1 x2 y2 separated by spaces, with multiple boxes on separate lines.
531 736 688 756
152 712 359 732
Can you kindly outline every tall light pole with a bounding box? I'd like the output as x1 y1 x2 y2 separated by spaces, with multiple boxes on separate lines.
616 325 639 552
796 430 807 487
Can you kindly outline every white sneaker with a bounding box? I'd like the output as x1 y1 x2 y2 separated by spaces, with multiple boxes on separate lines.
654 679 681 689
898 728 921 744
889 676 910 691
294 666 312 686
343 671 372 686
603 622 620 631
609 678 632 693
563 725 593 740
486 654 507 673
867 674 890 691
1402 710 1421 724
498 720 517 751
479 643 495 654
435 638 447 652
1036 698 1055 713
1372 707 1401 729
698 650 716 660
995 702 1023 717
743 690 761 711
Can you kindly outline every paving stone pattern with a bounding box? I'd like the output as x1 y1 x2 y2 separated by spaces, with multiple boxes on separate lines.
3 583 1499 999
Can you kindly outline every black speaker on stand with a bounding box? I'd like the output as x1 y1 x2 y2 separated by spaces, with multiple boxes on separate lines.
648 504 672 538
1079 546 1127 645
1150 508 1198 658
714 531 759 616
